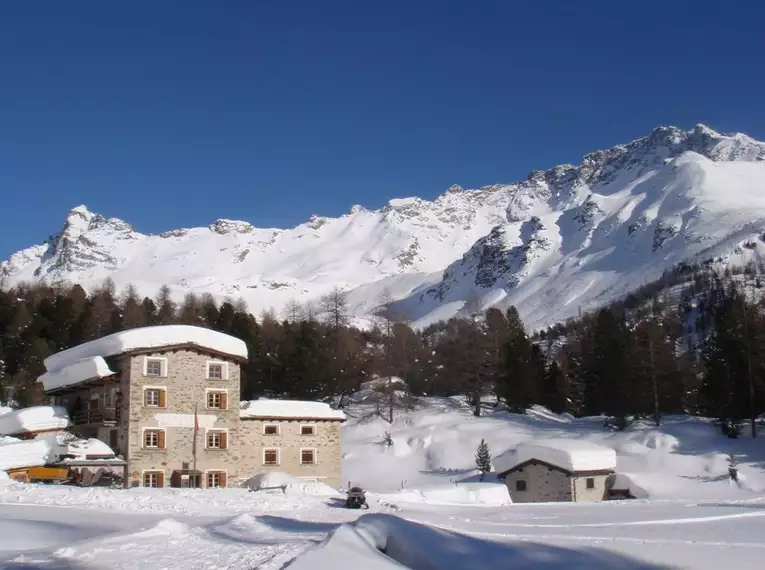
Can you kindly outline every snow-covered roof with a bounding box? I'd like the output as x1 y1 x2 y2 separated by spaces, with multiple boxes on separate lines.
39 356 116 392
44 325 248 373
493 439 617 475
240 400 346 421
0 431 115 471
0 406 70 437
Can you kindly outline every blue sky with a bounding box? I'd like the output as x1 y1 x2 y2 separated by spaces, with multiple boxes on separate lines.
1 0 764 259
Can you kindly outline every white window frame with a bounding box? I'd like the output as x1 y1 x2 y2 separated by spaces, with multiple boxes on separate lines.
263 423 280 436
205 388 228 410
141 470 164 488
263 447 280 466
205 428 229 450
300 447 317 465
205 469 227 489
143 356 168 377
300 424 316 436
143 386 166 408
141 427 166 449
205 360 229 380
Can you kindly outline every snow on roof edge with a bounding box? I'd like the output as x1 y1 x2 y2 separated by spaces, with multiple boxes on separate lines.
494 439 617 474
44 325 248 373
39 356 116 393
240 399 346 421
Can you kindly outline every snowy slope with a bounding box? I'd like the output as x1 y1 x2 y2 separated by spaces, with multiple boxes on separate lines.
3 124 765 330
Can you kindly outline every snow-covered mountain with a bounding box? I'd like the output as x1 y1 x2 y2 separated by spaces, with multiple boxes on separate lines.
4 124 765 330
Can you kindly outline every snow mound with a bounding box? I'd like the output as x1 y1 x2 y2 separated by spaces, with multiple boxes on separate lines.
0 432 116 471
39 356 116 392
0 406 70 436
494 438 617 474
240 399 345 420
0 436 58 471
44 325 248 373
243 471 338 495
380 482 511 506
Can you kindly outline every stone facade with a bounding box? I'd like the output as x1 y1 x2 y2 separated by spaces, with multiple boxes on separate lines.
238 419 342 488
52 345 344 489
503 461 572 503
501 459 611 503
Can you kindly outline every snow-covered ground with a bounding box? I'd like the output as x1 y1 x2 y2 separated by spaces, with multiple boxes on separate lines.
2 394 765 568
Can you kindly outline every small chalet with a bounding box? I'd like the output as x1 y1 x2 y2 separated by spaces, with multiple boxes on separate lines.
494 439 616 503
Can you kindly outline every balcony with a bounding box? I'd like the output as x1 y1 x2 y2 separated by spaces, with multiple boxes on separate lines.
72 408 117 426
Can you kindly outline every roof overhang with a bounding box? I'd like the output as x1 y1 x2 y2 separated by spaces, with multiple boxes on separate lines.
496 458 615 478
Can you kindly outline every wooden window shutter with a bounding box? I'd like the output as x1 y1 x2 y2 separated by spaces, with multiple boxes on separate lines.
220 472 227 487
220 392 228 410
158 390 166 408
158 430 166 449
157 471 165 487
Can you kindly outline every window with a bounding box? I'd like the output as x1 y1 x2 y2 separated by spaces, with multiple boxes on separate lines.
143 471 164 488
263 448 279 465
263 424 279 435
146 359 163 376
515 480 527 492
143 429 166 449
206 430 228 450
301 425 315 436
300 449 316 465
206 391 228 410
206 471 227 488
586 477 595 490
207 362 225 380
144 388 166 408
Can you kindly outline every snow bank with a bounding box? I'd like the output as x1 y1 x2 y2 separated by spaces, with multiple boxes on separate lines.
240 399 345 420
242 471 338 496
494 438 617 474
38 356 116 392
606 473 650 499
243 471 303 490
44 325 248 372
379 482 511 506
0 406 70 436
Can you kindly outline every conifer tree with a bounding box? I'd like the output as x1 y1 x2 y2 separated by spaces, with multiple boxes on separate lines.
475 439 492 481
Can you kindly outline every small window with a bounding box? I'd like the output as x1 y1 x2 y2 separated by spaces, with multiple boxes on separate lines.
143 471 164 488
206 430 228 450
207 363 223 380
146 359 163 376
301 425 315 436
515 480 527 492
144 388 165 407
263 448 279 465
206 471 227 488
143 429 165 449
586 477 595 489
206 391 228 409
263 424 279 435
301 449 316 465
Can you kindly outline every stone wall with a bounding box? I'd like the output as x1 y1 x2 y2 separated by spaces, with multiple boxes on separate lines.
503 461 573 503
571 473 609 502
123 349 243 487
237 419 343 488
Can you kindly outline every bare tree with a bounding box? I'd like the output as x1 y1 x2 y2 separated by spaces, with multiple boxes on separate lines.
320 287 350 331
285 299 304 323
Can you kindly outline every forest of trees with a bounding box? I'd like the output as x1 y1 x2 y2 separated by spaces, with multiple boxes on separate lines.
1 265 764 437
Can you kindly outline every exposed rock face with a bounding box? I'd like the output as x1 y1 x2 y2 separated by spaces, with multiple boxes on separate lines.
4 125 765 330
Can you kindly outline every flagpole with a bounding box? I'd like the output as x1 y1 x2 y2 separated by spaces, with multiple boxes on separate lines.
192 402 198 488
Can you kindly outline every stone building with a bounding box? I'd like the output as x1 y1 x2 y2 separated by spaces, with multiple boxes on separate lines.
494 439 616 503
39 325 345 489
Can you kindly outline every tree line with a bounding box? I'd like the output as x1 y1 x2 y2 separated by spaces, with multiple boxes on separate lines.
1 266 764 436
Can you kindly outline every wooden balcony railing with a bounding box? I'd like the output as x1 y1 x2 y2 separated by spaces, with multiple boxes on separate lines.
72 408 117 426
